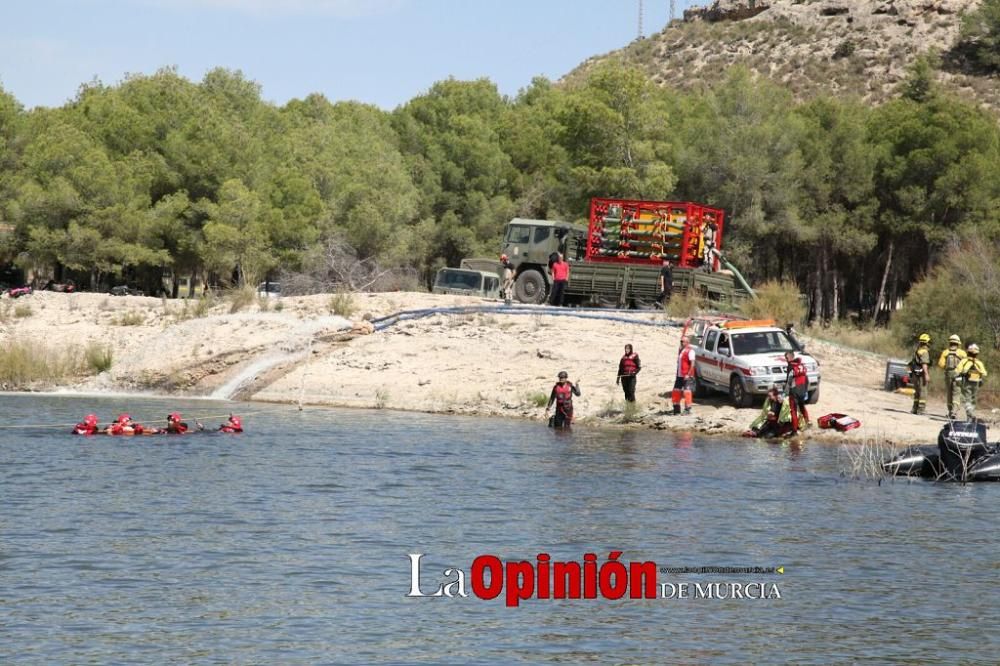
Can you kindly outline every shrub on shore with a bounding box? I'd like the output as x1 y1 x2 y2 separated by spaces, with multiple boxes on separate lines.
739 280 806 326
84 341 113 373
329 291 357 318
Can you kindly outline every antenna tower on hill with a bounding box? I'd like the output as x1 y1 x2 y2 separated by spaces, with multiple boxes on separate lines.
638 0 644 38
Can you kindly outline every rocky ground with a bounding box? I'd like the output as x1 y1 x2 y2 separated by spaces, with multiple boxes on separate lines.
3 289 990 446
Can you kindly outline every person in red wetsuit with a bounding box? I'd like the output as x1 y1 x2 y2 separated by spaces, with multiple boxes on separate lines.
72 414 99 435
617 344 641 402
219 415 243 433
545 371 581 428
165 412 189 434
672 336 697 415
548 253 570 307
784 351 811 430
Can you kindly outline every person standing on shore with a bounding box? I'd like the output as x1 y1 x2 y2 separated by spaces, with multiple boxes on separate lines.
546 371 581 428
909 333 931 415
955 344 987 422
500 254 515 306
657 258 673 309
937 334 966 420
549 253 570 307
617 344 641 403
672 336 696 415
784 351 811 429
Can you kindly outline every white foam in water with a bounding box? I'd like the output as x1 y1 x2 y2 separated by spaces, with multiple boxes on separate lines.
210 315 352 400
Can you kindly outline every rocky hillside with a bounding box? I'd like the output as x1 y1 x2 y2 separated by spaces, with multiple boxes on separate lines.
574 0 996 107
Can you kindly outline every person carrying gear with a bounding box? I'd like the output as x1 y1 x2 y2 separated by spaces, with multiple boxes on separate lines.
743 386 795 438
546 371 581 428
672 336 697 415
909 333 931 415
616 344 641 403
955 344 988 422
72 414 99 436
784 351 811 429
937 334 967 420
500 254 515 306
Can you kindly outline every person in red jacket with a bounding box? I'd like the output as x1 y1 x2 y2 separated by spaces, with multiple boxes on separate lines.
784 351 811 429
548 253 570 307
219 415 243 433
672 336 697 415
104 413 151 435
546 371 581 428
165 412 189 434
617 344 641 402
72 414 99 435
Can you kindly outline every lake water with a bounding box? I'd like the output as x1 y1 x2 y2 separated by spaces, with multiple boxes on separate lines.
1 394 998 664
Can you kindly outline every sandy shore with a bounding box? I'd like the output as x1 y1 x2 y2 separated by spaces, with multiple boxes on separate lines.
1 290 988 445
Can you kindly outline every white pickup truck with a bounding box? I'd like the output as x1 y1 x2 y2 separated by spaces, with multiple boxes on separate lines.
693 320 821 407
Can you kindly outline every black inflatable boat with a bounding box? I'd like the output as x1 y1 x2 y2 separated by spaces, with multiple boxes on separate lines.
882 422 1000 482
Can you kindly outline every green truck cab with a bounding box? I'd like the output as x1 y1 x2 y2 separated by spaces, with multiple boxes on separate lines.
432 267 501 299
500 216 748 308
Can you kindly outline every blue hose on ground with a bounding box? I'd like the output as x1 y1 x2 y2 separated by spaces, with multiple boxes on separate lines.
371 304 683 332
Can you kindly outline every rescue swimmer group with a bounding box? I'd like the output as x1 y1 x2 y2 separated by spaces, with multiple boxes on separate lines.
545 335 815 438
72 412 244 436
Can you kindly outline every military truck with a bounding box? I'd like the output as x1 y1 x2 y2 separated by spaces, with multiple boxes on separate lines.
501 198 753 307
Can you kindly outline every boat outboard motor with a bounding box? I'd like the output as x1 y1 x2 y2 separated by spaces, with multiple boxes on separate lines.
937 421 989 481
966 450 1000 482
882 445 939 477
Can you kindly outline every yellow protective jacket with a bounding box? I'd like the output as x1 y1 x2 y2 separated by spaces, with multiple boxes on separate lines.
938 347 966 372
749 398 792 431
910 344 930 374
956 357 988 383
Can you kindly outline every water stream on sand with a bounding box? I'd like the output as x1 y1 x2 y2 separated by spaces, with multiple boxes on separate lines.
2 394 998 664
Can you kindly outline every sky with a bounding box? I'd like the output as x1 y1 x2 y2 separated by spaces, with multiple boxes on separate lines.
0 0 693 111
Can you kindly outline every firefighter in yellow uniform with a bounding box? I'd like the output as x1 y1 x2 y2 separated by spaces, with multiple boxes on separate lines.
955 344 987 422
937 334 967 420
909 333 931 415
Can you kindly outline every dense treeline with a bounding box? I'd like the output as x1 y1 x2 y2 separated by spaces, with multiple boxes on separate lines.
1 61 999 330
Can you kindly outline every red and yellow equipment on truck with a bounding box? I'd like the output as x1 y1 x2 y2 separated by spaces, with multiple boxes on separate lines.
501 197 753 307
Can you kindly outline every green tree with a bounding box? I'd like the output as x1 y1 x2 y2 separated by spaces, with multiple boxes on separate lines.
960 0 1000 71
200 179 274 287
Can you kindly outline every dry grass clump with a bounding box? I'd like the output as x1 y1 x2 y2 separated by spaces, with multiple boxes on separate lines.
0 339 85 386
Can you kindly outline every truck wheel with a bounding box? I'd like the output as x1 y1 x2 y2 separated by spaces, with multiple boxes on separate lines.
807 386 820 404
514 270 547 304
729 375 752 408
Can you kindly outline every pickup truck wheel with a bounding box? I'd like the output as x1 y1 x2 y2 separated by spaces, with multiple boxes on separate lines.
807 386 820 404
729 374 752 408
514 270 547 304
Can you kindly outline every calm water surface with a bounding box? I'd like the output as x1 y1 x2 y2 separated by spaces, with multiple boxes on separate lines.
1 394 998 664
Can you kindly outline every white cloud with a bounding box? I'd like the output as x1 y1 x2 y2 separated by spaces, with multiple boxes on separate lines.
144 0 406 17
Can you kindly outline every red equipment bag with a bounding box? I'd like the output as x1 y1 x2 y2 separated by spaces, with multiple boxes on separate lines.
818 413 862 432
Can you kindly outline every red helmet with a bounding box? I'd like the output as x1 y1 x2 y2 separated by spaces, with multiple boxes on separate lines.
229 415 242 428
501 254 508 261
117 414 131 424
168 412 182 422
84 414 98 426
